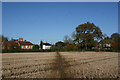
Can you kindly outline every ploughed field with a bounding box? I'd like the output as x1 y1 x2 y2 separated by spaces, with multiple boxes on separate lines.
2 52 118 78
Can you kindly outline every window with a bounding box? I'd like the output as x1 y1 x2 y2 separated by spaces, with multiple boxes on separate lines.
26 45 28 49
22 46 24 49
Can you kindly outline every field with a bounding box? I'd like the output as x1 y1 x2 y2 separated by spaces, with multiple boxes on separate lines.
2 52 118 78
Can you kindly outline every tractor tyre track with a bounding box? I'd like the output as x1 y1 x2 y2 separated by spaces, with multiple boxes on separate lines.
55 52 73 78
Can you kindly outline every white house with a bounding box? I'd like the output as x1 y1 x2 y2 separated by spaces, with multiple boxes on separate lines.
42 43 51 50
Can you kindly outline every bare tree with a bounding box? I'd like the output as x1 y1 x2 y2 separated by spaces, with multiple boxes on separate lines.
63 35 69 44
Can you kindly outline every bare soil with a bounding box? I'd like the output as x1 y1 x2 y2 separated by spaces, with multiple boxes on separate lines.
2 52 118 79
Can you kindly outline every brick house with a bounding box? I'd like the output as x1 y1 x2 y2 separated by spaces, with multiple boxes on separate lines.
2 38 34 50
19 40 34 49
2 41 20 50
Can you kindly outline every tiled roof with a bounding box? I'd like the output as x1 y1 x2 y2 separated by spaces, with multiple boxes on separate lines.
19 41 34 45
3 41 34 46
3 41 19 47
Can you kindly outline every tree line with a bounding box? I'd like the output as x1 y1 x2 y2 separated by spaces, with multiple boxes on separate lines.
1 22 120 52
50 22 120 52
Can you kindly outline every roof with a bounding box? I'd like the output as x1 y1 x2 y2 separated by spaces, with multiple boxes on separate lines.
19 41 34 45
3 41 19 47
43 43 51 46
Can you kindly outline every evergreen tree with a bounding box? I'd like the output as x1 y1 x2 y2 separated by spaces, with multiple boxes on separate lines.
40 40 43 49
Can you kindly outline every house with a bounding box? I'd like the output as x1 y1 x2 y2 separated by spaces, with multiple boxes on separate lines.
2 41 20 50
19 40 34 49
2 38 34 50
42 42 52 50
98 38 112 50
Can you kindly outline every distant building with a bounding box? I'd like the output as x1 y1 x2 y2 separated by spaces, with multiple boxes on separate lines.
2 38 34 50
19 38 23 42
98 38 112 50
19 40 34 49
42 42 52 50
2 41 20 50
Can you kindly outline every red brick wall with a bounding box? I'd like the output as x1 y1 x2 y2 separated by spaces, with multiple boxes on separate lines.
21 45 33 49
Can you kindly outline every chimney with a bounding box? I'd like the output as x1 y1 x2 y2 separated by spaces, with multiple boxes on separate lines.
46 41 47 43
25 40 26 42
19 38 23 41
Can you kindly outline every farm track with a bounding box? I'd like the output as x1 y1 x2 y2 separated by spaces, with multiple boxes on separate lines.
55 52 73 78
2 52 118 78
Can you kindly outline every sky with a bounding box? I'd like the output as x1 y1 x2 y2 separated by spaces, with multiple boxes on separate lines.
2 2 118 44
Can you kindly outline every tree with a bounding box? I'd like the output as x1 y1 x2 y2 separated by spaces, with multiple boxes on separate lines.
111 42 118 49
55 41 65 49
2 35 8 42
111 33 120 43
65 43 76 51
74 22 103 49
63 35 69 44
16 46 21 50
71 31 76 41
33 45 39 50
63 35 73 45
0 35 1 42
1 35 8 50
111 33 120 51
40 40 43 49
